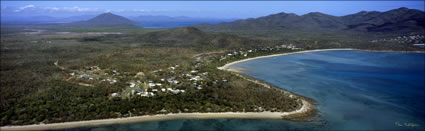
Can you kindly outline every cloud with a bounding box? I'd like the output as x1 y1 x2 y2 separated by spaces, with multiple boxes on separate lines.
43 7 60 11
20 5 35 10
9 5 104 13
133 9 146 12
14 5 35 12
63 6 101 12
132 8 169 13
4 5 173 16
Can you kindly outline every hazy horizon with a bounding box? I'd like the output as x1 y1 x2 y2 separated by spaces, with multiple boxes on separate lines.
1 1 424 19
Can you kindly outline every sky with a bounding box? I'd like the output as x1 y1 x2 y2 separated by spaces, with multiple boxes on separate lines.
1 1 424 19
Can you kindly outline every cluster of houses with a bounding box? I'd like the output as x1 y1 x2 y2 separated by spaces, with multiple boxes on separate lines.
67 62 229 99
117 63 230 98
69 66 119 84
220 44 300 61
370 35 425 44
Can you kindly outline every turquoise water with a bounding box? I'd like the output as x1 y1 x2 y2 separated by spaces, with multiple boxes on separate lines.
62 50 424 131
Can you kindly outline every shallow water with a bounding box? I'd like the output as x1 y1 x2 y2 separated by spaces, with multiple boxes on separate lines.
62 50 425 131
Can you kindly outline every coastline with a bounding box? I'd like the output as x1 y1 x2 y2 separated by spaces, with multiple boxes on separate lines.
1 102 312 131
218 48 354 70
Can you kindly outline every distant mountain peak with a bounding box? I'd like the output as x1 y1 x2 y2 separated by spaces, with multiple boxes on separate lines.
355 10 380 15
396 7 409 10
172 27 204 35
303 12 330 16
73 13 135 26
272 12 298 17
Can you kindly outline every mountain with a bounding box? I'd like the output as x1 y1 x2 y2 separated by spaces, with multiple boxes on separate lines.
196 7 425 33
342 7 425 32
137 27 266 48
72 13 136 26
59 15 96 23
195 12 346 31
130 15 236 28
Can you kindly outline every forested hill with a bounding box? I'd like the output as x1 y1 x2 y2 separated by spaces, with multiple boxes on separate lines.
136 27 278 48
70 13 136 27
196 7 424 33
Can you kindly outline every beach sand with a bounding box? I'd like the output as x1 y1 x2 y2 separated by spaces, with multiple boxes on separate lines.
1 101 312 131
218 48 354 70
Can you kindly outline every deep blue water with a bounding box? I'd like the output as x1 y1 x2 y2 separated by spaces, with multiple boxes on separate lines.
62 50 424 131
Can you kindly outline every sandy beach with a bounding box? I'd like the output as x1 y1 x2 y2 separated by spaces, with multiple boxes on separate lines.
1 100 312 131
218 48 354 70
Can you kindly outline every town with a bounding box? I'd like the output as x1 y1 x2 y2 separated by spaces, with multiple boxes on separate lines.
62 44 302 100
370 34 425 45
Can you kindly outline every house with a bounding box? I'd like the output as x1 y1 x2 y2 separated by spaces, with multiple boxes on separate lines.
190 76 202 81
111 79 117 84
90 66 100 71
80 74 89 78
171 90 180 94
161 88 166 92
111 93 118 97
135 72 145 77
129 82 136 88
137 89 144 93
173 80 179 84
148 83 155 87
140 93 148 97
197 86 202 90
70 72 75 76
167 77 175 83
152 89 158 92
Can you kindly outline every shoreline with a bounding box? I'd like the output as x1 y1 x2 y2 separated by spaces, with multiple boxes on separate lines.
1 101 312 131
218 48 354 70
218 48 424 71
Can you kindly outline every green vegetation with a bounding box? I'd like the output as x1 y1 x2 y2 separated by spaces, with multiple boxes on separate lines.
1 26 303 126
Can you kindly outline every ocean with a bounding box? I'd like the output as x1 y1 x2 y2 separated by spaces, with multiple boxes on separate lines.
61 50 425 131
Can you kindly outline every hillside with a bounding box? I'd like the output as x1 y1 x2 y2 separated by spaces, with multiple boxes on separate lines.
71 13 136 27
342 7 425 32
136 27 272 49
196 7 424 34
